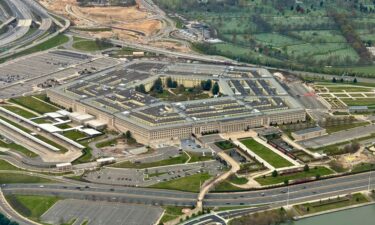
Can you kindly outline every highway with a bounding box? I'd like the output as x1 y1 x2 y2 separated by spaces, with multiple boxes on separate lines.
1 171 374 208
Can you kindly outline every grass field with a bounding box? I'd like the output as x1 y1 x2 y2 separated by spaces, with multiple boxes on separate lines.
0 34 69 63
294 193 368 216
1 105 38 118
0 173 52 184
240 138 293 168
73 37 113 52
150 173 211 192
255 167 334 186
0 160 21 170
62 130 87 140
325 122 370 134
0 140 38 158
6 195 60 221
10 96 59 114
215 141 235 150
155 0 375 77
160 206 185 223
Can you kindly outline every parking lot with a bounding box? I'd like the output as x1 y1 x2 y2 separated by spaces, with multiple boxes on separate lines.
41 199 163 225
0 50 120 98
84 160 225 187
298 123 375 149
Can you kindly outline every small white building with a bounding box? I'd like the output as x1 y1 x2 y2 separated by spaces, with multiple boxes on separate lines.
56 162 72 171
96 157 115 166
69 112 95 124
85 120 107 130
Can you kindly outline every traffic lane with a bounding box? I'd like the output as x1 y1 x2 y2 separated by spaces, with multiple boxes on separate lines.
206 172 373 199
184 215 225 225
2 187 197 207
3 183 198 199
216 206 269 218
204 180 371 206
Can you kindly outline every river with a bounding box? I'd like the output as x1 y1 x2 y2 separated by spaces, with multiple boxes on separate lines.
283 204 375 225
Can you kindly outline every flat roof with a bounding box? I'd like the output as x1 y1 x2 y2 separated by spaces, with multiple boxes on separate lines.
293 126 326 135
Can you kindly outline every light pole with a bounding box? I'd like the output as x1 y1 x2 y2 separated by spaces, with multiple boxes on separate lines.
286 185 290 207
368 171 372 192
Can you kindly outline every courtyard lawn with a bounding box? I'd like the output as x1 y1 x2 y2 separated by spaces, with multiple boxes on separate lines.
6 195 60 221
10 96 59 114
255 166 334 186
150 173 211 192
240 138 293 168
62 130 87 140
187 152 213 163
215 141 235 150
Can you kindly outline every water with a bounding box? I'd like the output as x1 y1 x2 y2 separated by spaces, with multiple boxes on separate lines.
283 204 375 225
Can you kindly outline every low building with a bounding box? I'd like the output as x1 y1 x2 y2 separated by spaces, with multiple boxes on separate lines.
349 106 368 113
292 126 327 141
56 162 72 171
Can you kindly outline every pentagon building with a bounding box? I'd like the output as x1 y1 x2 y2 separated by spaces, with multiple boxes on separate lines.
47 60 306 145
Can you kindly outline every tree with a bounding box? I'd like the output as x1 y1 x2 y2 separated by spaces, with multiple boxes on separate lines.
152 78 163 93
166 77 173 88
332 77 337 83
272 170 278 177
201 79 212 91
304 164 310 172
212 82 220 95
353 78 357 83
135 84 146 93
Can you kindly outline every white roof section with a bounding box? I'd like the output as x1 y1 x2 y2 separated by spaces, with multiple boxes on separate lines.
70 112 95 121
45 112 64 118
57 110 71 116
97 157 115 163
56 162 72 167
85 120 107 127
38 124 62 133
81 128 101 136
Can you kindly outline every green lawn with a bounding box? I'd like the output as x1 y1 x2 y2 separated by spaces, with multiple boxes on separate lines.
240 138 293 168
228 175 248 185
10 96 59 114
150 173 211 192
255 167 334 186
62 130 87 140
0 34 69 63
110 152 189 169
95 138 118 148
215 141 235 150
294 193 368 215
213 180 246 192
160 206 185 223
1 105 38 118
5 195 60 221
324 122 369 133
0 140 38 158
351 163 375 173
187 152 213 163
0 173 52 184
0 160 21 170
73 38 113 51
342 98 375 108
